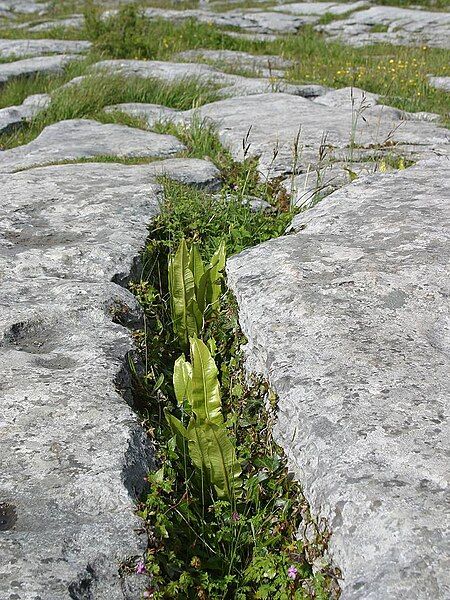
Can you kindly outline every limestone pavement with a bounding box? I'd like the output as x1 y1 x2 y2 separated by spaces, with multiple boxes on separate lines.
0 1 449 599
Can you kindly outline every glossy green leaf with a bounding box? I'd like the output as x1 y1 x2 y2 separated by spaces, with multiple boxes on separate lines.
173 354 192 408
168 239 199 347
189 244 205 289
205 240 226 311
188 420 242 499
190 337 222 425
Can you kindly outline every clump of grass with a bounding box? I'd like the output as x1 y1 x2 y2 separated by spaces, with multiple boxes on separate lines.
153 179 293 259
0 56 98 109
83 4 265 59
154 117 229 164
0 73 220 149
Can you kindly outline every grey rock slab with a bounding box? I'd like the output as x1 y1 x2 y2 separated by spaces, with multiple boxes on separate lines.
143 156 221 190
226 155 450 600
315 87 441 123
209 10 311 33
164 93 449 177
0 278 153 599
0 119 186 172
0 167 160 599
0 92 49 134
0 38 90 58
319 6 450 49
0 0 48 14
25 15 85 32
175 49 292 77
275 1 368 16
90 59 329 99
222 30 279 42
314 86 379 109
139 7 310 33
92 57 222 83
105 102 181 126
428 76 450 93
0 157 220 598
0 54 79 86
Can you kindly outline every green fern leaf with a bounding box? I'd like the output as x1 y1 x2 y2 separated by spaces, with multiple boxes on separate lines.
173 354 192 409
190 337 222 425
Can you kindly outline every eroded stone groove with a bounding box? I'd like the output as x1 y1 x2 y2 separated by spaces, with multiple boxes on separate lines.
0 160 220 599
227 156 450 600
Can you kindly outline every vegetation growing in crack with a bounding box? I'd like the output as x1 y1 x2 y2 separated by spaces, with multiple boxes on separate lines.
128 189 340 597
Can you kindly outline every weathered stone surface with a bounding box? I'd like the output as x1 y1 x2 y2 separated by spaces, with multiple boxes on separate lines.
223 30 279 43
0 157 220 599
142 156 221 190
227 156 450 600
0 119 186 172
117 92 449 177
203 9 310 33
0 92 49 133
175 49 292 78
24 15 85 32
0 38 90 58
91 59 328 99
139 7 310 33
0 54 78 86
313 87 441 123
105 102 180 126
428 76 450 93
319 6 450 49
314 86 379 109
275 1 368 16
0 0 47 15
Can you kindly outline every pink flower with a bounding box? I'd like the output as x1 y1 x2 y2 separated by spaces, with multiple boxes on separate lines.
231 511 240 522
287 565 298 580
135 560 146 574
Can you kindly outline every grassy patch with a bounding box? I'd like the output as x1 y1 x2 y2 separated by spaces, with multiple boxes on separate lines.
154 118 229 165
154 178 293 258
0 22 87 40
83 6 266 59
0 73 220 149
370 24 390 33
0 56 98 109
279 28 449 118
